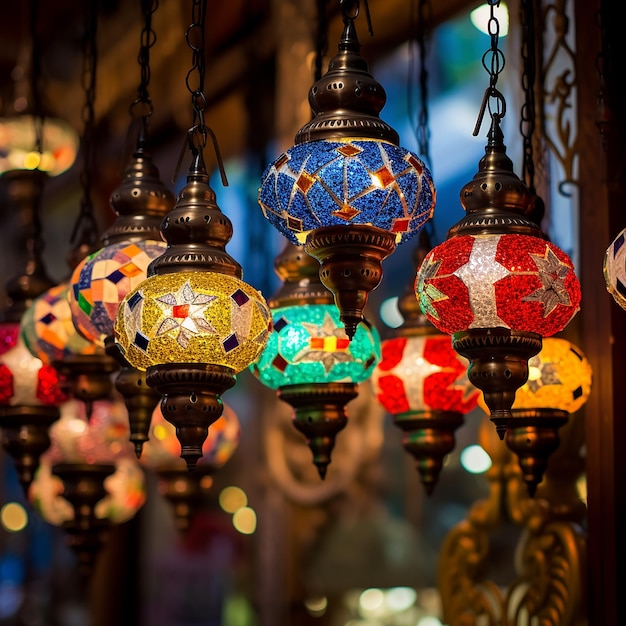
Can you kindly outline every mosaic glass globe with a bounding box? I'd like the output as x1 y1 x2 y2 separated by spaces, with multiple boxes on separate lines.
114 271 271 373
252 303 380 389
604 227 626 311
68 240 166 346
372 335 479 416
0 336 67 406
29 398 146 525
20 282 101 365
259 139 435 246
416 233 581 337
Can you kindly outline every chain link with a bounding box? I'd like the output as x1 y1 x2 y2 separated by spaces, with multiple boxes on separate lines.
172 0 228 186
473 0 507 136
130 0 158 120
520 0 537 193
185 0 207 129
71 0 99 246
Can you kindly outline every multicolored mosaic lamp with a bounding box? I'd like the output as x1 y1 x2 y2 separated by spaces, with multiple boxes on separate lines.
114 135 271 471
372 239 479 494
20 281 117 419
29 398 146 576
252 241 380 479
477 337 592 495
142 402 239 532
67 144 174 457
258 1 435 339
416 117 581 439
604 228 626 311
0 336 67 490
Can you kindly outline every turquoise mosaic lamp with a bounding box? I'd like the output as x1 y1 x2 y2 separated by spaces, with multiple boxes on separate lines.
252 241 380 478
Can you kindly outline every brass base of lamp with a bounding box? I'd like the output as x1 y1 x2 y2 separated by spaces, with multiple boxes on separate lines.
452 328 542 439
278 382 358 480
52 354 119 420
0 405 60 493
146 363 236 472
305 225 396 340
52 462 115 578
394 409 464 496
156 466 216 534
106 335 160 458
115 365 160 459
506 408 569 497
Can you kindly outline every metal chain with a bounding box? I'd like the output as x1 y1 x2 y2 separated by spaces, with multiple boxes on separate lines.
519 0 537 193
71 0 99 246
173 0 227 186
408 0 432 170
473 0 507 136
185 0 207 129
130 0 158 121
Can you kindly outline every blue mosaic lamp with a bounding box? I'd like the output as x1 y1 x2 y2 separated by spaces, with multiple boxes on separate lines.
258 2 435 339
252 241 380 478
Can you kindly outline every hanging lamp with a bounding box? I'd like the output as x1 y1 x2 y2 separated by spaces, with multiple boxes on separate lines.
114 0 272 472
415 1 581 439
21 0 119 418
0 0 78 177
68 0 175 457
29 398 146 576
478 337 592 495
252 241 380 479
371 0 479 495
372 235 479 494
258 0 435 339
0 2 67 490
142 402 240 533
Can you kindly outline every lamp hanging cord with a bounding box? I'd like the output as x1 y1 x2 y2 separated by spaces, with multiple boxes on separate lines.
129 0 158 148
473 0 506 136
70 0 99 247
173 0 227 186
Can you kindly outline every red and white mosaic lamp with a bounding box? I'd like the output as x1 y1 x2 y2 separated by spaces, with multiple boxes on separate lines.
416 118 581 438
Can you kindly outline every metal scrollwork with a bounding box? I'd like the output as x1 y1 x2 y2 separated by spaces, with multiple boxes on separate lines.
438 417 586 626
539 0 579 197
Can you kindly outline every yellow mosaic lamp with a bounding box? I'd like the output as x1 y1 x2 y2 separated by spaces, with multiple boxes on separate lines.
114 139 271 471
478 336 592 495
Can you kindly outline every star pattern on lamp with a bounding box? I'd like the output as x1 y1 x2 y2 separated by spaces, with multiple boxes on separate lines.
293 312 353 373
454 236 510 328
416 258 447 319
154 281 216 349
523 246 573 316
